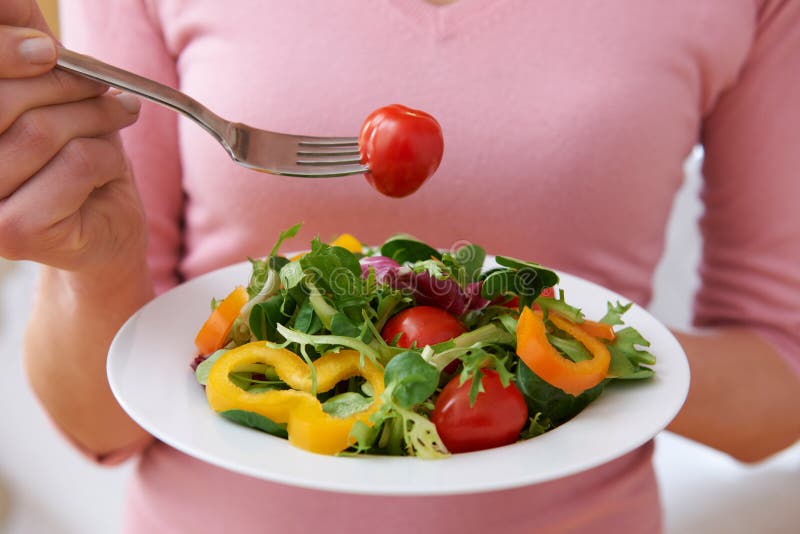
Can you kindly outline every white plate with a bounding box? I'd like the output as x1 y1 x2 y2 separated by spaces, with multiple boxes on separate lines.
108 259 689 496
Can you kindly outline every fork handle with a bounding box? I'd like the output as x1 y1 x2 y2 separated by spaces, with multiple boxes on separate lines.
55 46 229 144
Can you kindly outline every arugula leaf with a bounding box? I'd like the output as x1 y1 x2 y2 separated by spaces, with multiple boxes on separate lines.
269 222 302 258
536 296 584 323
607 345 655 379
275 323 386 366
395 406 449 458
220 410 288 439
458 348 514 406
600 301 633 326
349 420 383 453
411 259 449 280
519 413 551 439
610 327 656 366
346 351 447 457
604 326 656 379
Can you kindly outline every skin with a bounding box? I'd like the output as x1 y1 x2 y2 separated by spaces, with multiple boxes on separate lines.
1 0 798 462
0 1 153 454
670 330 800 463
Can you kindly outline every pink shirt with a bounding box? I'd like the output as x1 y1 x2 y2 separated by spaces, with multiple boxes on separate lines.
62 0 800 532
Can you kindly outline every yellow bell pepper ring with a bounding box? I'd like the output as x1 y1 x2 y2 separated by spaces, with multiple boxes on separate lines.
329 233 363 253
516 307 610 396
205 343 385 455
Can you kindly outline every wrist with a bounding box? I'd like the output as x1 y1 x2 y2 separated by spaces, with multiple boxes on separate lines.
41 248 154 309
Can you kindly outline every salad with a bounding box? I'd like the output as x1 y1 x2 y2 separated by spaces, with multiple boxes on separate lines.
192 225 656 457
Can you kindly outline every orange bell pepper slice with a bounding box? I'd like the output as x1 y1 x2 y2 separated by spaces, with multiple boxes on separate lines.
205 344 385 455
194 286 249 355
516 307 610 396
571 317 615 341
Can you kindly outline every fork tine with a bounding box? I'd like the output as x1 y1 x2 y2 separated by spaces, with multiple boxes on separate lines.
276 163 369 178
296 155 363 166
297 146 360 157
297 136 359 147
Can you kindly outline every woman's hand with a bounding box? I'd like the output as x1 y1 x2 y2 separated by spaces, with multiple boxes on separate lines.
2 2 156 457
0 13 145 271
669 328 800 463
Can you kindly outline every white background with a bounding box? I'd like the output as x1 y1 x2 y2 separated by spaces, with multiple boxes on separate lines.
0 148 798 533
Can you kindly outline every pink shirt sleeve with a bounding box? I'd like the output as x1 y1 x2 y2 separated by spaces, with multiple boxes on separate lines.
59 0 184 463
696 0 800 374
62 0 184 295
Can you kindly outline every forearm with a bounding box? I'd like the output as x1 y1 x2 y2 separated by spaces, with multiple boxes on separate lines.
24 256 156 456
668 328 800 463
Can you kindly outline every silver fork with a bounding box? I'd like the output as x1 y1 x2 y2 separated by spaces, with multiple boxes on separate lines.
55 47 368 178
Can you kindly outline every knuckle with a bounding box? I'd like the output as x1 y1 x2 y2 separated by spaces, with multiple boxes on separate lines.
0 211 24 260
14 110 53 152
59 138 97 177
60 138 126 181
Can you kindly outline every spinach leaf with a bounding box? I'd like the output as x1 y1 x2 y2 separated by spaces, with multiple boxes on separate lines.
301 240 368 312
442 244 486 286
495 256 559 287
516 361 605 425
329 312 361 338
220 410 288 439
294 298 322 334
322 392 373 418
380 234 442 264
249 295 296 342
480 257 559 309
195 349 227 386
384 351 440 408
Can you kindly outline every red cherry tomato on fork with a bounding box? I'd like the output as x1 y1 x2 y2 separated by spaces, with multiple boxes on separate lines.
381 306 465 348
432 370 529 453
359 104 444 198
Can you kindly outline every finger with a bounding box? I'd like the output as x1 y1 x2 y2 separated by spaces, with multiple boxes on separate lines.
0 92 141 199
0 69 109 132
0 25 56 78
0 137 129 263
0 1 52 35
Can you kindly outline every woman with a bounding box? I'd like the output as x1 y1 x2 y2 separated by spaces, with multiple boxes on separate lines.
1 0 798 532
